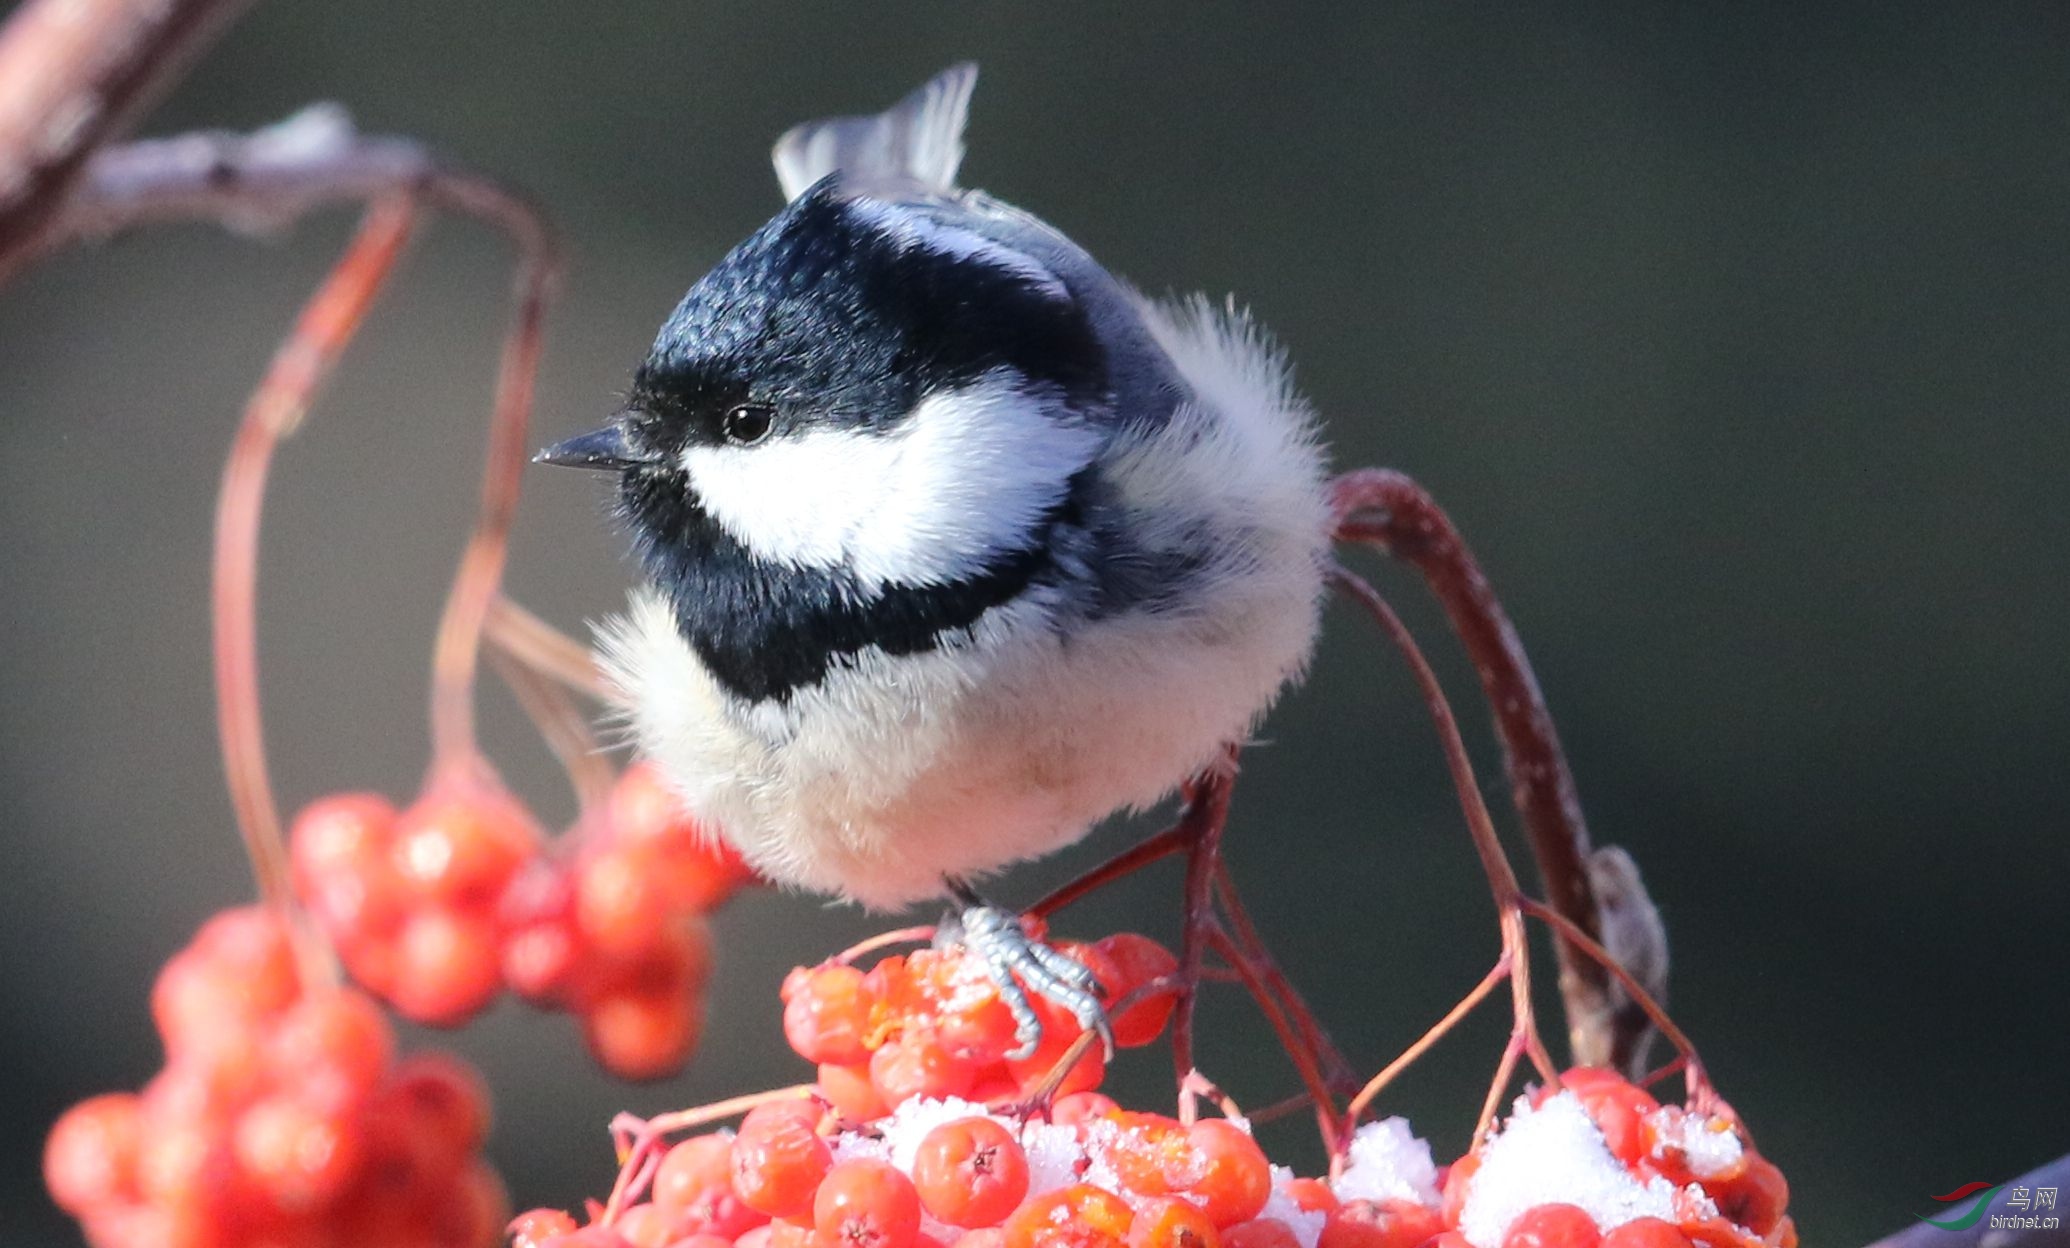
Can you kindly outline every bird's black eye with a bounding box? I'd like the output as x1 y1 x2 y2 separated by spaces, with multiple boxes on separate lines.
722 404 774 446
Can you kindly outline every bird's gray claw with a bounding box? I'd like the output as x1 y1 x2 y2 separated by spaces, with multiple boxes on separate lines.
940 901 1113 1062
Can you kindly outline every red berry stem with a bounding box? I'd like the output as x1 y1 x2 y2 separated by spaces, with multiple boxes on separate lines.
1027 822 1191 920
1341 952 1511 1155
1167 759 1234 1117
214 198 418 956
485 640 615 814
425 180 560 775
1330 469 1643 1074
1326 563 1562 1124
1202 925 1342 1150
486 595 614 700
1212 860 1361 1097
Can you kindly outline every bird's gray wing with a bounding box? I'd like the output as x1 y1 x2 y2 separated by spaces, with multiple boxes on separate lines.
772 62 978 202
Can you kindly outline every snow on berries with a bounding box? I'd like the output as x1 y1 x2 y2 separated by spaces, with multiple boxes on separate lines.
510 1036 1792 1248
291 762 754 1079
44 906 504 1248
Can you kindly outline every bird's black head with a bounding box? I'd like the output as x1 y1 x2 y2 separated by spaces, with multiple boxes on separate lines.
536 178 1111 703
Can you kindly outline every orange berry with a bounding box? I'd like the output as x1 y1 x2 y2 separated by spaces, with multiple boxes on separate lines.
1600 1218 1696 1248
45 1092 143 1213
820 1061 892 1122
1050 1092 1121 1128
1092 934 1179 1048
584 985 706 1081
1005 1185 1135 1248
1503 1203 1602 1248
912 1117 1030 1228
1128 1197 1221 1248
616 1200 684 1247
1556 1069 1660 1165
784 963 879 1065
386 1051 492 1157
1709 1154 1788 1235
232 1093 364 1212
509 1207 582 1247
1282 1178 1337 1216
872 1032 980 1105
390 907 503 1025
1440 1153 1480 1228
392 779 538 908
731 1101 833 1219
1178 1121 1272 1228
265 988 393 1113
577 845 674 956
816 1158 924 1248
1318 1199 1443 1248
1222 1220 1300 1248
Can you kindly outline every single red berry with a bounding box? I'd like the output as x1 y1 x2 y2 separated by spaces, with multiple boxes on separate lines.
784 963 879 1066
44 1093 143 1213
1222 1219 1301 1248
1503 1203 1602 1248
1709 1154 1788 1235
1090 935 1179 1048
510 1206 581 1247
1049 1092 1121 1128
819 1061 891 1122
1319 1199 1443 1248
815 1158 924 1248
577 845 674 956
730 1101 833 1219
912 1117 1030 1228
1600 1218 1696 1248
264 988 394 1114
1440 1153 1480 1228
231 1093 365 1213
584 985 706 1081
389 907 503 1025
1178 1121 1272 1228
871 1031 980 1106
392 779 538 909
1281 1178 1337 1216
1556 1069 1660 1166
1127 1197 1222 1248
1004 1185 1135 1248
386 1051 491 1157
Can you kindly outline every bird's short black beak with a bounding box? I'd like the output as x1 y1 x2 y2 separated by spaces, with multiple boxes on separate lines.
534 426 648 471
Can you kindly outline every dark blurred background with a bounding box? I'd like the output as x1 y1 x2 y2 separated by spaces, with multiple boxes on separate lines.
4 4 2066 1244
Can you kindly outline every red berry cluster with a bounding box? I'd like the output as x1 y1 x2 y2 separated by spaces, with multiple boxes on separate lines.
783 931 1180 1119
44 906 504 1248
1426 1067 1794 1248
506 940 1793 1248
510 1091 1284 1248
291 763 756 1079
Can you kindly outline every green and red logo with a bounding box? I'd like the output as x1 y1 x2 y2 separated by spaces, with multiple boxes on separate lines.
1917 1182 2004 1231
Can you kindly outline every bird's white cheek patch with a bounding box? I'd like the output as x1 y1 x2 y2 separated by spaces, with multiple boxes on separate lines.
681 373 1098 589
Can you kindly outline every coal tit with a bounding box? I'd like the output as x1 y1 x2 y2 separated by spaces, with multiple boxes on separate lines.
540 64 1330 1044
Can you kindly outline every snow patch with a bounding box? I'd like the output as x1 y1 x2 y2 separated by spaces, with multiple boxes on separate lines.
1331 1117 1441 1208
1457 1093 1679 1248
1262 1166 1328 1248
1646 1106 1745 1181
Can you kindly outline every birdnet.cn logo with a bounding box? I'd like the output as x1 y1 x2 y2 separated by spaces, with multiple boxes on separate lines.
1917 1181 2060 1232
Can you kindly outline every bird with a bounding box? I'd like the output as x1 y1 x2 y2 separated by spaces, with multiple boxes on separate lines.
537 63 1330 1055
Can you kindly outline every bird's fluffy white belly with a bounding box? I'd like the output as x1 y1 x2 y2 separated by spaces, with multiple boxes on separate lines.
602 565 1315 910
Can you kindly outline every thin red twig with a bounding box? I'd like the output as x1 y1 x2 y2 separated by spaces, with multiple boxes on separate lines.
1327 565 1560 1094
1332 469 1642 1071
1168 764 1236 1101
212 198 418 971
1028 821 1191 919
1204 925 1341 1148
